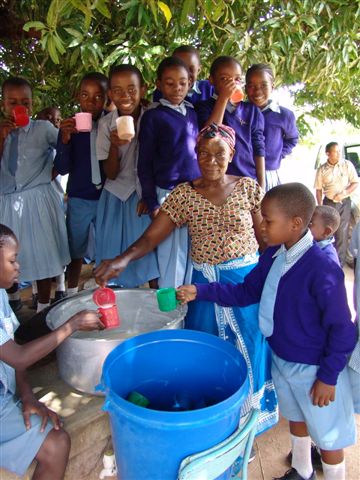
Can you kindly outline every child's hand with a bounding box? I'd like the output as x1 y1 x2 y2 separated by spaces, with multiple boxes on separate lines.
94 258 128 287
137 199 149 216
22 396 62 431
0 117 16 141
176 285 197 304
310 379 335 407
217 77 238 101
60 117 76 144
150 208 160 220
69 309 105 331
110 129 131 147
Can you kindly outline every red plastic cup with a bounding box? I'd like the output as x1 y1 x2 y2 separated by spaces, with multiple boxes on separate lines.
93 288 120 329
13 105 30 127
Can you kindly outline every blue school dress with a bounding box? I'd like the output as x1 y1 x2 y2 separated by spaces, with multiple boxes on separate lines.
95 108 159 287
0 289 53 476
0 120 70 281
161 179 279 435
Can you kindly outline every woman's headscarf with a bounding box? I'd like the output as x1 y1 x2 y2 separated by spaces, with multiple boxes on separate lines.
196 123 235 151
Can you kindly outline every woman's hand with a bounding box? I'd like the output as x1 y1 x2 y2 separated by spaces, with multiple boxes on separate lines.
176 285 197 304
110 129 131 147
310 379 335 407
68 310 104 331
22 395 62 432
94 257 128 287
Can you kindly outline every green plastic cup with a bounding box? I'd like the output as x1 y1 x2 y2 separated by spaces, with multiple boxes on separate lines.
126 391 150 408
156 287 180 312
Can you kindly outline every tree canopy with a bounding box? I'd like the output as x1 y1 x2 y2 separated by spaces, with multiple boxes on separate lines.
0 0 359 132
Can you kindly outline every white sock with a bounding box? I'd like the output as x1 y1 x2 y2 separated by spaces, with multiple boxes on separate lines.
67 287 78 296
291 434 313 479
322 459 345 480
32 281 38 294
37 302 50 313
8 292 20 301
56 273 65 292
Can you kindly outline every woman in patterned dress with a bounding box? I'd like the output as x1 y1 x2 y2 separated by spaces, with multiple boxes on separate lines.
94 123 278 435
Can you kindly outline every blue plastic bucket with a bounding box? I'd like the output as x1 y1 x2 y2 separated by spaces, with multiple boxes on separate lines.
101 329 249 480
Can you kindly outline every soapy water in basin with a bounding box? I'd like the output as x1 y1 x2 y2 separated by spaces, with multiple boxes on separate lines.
46 289 186 340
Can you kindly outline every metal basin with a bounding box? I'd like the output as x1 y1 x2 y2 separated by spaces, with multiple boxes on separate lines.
46 289 187 395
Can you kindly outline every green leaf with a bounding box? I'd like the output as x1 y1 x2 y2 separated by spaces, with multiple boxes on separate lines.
180 0 195 25
158 1 172 26
48 35 60 64
93 0 111 18
64 27 84 39
23 21 46 32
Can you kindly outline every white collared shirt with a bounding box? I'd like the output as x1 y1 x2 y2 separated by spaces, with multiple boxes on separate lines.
273 229 314 275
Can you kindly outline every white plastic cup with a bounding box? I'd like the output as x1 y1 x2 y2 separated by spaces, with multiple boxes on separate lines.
74 112 92 132
116 116 135 141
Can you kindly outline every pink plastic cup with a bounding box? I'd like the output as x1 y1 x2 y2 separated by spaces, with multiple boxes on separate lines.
13 105 30 127
116 115 135 141
93 287 120 329
74 112 92 132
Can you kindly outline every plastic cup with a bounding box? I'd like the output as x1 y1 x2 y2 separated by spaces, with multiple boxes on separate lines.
93 287 120 328
127 391 150 408
230 86 244 104
74 112 92 132
156 288 180 312
13 105 29 127
116 116 135 141
98 305 120 329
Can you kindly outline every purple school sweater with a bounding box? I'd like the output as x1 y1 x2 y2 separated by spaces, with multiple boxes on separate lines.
138 105 200 211
320 242 340 266
262 107 298 171
195 244 356 385
195 99 265 179
54 132 105 200
153 80 214 106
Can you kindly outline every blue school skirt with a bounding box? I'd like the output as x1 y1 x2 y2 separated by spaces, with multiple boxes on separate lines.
95 189 159 287
186 255 279 435
0 183 70 281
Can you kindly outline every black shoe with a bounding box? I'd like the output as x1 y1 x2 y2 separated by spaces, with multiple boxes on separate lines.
9 298 23 313
273 468 317 480
52 290 67 303
287 443 322 470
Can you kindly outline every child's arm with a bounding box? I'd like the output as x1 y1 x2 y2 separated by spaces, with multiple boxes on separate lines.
0 116 16 160
281 110 299 158
16 370 61 431
54 118 77 174
201 79 237 127
0 310 103 371
137 112 160 213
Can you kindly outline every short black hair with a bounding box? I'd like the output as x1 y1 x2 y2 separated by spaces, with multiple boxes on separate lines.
80 72 109 92
108 64 144 87
245 63 275 83
2 77 32 97
325 142 338 152
0 224 17 248
264 183 316 227
210 56 242 77
157 56 189 80
313 205 341 233
173 45 200 59
36 106 60 120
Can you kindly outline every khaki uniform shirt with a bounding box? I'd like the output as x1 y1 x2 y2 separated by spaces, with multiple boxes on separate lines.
314 159 358 201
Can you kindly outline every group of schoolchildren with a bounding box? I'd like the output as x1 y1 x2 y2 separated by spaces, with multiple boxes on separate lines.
0 43 359 480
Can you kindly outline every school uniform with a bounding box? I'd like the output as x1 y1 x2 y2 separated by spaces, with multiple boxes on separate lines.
0 120 70 281
260 101 298 191
195 96 265 179
138 100 200 287
54 120 105 260
95 108 159 287
0 289 53 476
317 237 340 265
152 79 214 105
195 231 357 449
349 223 360 413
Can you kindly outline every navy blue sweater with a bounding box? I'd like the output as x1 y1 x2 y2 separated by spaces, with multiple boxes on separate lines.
196 244 356 385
